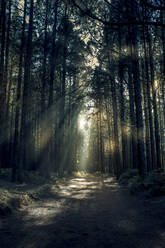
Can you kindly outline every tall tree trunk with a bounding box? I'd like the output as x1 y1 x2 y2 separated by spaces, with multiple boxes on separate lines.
0 0 6 168
160 1 165 149
48 0 58 108
107 58 121 178
141 58 151 171
12 0 27 181
4 0 12 169
5 0 11 111
143 24 156 169
148 31 161 168
127 30 138 170
118 28 127 171
41 0 49 114
59 15 68 174
130 1 146 175
47 0 58 173
20 0 34 177
105 98 113 173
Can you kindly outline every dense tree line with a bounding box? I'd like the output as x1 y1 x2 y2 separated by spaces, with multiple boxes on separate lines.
0 0 164 181
80 0 165 177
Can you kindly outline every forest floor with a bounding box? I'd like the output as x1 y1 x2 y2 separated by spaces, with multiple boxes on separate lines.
0 174 165 248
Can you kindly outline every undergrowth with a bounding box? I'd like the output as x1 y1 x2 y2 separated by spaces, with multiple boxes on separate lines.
119 169 165 197
0 169 59 216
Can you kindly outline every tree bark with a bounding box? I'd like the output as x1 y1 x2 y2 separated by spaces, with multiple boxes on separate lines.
20 0 34 176
12 0 27 181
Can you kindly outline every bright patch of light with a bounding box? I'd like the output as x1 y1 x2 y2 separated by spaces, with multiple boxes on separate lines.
154 79 159 91
84 34 90 44
87 56 99 69
78 113 91 171
79 115 86 130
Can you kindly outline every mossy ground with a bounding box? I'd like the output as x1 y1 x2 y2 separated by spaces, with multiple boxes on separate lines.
0 169 60 216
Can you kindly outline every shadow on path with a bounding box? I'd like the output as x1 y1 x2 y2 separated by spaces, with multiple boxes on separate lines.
0 175 165 248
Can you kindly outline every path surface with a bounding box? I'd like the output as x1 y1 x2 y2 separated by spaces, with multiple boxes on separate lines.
0 175 165 248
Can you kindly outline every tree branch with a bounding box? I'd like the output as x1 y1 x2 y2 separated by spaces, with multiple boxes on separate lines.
141 0 165 11
72 0 165 28
71 0 165 27
103 0 120 13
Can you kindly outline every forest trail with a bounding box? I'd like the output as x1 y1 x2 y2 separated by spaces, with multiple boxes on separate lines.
1 175 165 248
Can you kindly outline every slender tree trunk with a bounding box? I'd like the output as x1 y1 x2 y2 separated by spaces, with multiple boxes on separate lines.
5 0 11 109
41 0 49 113
0 0 6 168
118 28 127 171
160 3 165 165
59 16 68 173
130 1 146 175
141 58 151 171
148 31 161 168
105 99 113 173
48 0 58 108
99 100 104 172
143 24 156 169
12 0 27 181
20 0 34 177
126 25 138 170
111 78 121 178
47 0 58 173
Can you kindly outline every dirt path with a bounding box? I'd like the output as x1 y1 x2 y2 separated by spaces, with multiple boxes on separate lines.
0 175 165 248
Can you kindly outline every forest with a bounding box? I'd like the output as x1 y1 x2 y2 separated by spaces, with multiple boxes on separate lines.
0 0 164 180
0 0 165 247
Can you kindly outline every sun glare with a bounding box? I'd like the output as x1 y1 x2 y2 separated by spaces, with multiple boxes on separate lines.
79 116 86 130
154 79 159 91
78 113 91 171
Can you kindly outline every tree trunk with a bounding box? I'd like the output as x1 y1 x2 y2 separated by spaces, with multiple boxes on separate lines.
148 31 161 168
0 0 7 168
130 1 146 175
12 0 27 181
118 28 127 171
20 0 34 177
41 0 49 113
48 0 58 108
143 23 156 170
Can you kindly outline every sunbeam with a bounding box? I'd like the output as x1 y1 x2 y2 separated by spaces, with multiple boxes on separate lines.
79 115 86 131
78 113 91 171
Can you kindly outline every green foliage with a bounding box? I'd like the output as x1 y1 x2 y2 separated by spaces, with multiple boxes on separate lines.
119 169 165 197
119 169 139 185
143 170 165 196
21 170 50 185
143 170 165 188
0 189 11 205
36 184 53 198
0 168 11 179
0 203 12 216
128 176 144 194
0 171 57 216
0 189 32 216
8 194 32 210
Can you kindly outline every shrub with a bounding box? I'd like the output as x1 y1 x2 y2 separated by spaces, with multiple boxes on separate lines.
119 169 139 185
143 170 165 196
0 168 11 180
0 203 12 216
119 169 165 196
128 176 144 194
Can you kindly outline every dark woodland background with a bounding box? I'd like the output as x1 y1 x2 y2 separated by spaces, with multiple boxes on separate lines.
0 0 164 182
